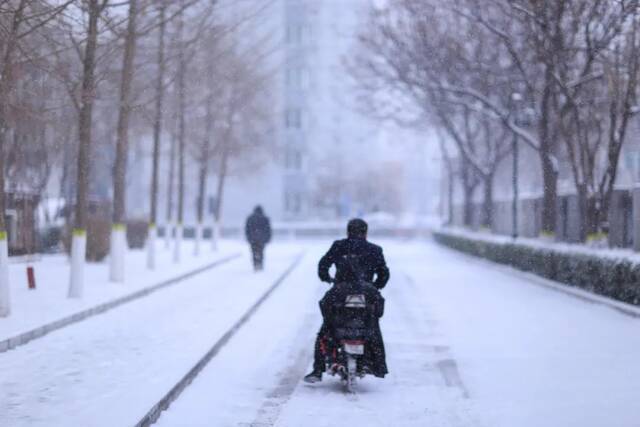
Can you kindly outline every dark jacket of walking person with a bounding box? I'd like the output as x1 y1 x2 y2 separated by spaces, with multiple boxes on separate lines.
304 218 390 383
245 206 271 271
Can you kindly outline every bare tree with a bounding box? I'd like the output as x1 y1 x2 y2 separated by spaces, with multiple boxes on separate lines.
110 0 139 281
148 0 166 267
353 0 640 239
552 5 640 236
0 1 75 312
209 49 275 228
351 0 511 227
173 4 186 262
68 0 111 298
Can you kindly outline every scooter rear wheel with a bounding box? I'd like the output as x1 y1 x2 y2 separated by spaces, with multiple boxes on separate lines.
345 356 357 393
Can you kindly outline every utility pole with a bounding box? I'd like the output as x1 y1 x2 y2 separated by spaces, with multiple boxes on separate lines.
512 129 519 239
511 92 522 239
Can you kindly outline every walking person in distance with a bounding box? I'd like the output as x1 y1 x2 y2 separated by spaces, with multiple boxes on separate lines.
245 205 272 271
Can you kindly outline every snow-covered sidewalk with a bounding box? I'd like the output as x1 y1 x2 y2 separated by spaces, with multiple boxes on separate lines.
0 239 243 343
0 242 303 427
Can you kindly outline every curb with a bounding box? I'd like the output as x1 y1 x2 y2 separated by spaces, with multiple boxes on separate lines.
433 239 640 319
0 254 242 354
135 252 306 427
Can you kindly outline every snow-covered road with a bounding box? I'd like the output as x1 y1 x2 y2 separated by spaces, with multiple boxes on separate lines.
2 239 639 427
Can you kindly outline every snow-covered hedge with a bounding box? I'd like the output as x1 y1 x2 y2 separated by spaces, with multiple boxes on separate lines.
433 229 640 306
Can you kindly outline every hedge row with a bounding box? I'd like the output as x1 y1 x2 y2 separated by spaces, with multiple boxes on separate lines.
433 230 640 306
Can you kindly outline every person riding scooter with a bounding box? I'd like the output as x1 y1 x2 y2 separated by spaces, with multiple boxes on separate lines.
319 255 385 382
304 218 390 383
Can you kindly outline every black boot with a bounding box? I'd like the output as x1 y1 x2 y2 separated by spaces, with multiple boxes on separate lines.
303 370 322 383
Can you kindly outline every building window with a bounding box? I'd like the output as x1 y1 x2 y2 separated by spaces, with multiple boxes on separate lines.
294 194 302 213
286 67 309 89
295 151 302 170
624 150 640 181
285 68 296 87
285 109 302 128
285 149 303 170
286 24 303 44
298 68 308 89
285 191 302 214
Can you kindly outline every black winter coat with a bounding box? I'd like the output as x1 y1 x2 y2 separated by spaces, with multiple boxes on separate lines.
318 238 390 288
245 210 272 246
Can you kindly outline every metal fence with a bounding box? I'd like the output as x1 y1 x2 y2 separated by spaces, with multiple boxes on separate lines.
450 187 640 250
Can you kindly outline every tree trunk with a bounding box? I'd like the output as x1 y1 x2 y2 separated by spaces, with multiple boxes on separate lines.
440 144 455 226
69 0 101 299
74 0 100 232
482 173 494 228
174 8 186 263
576 183 589 243
462 184 474 228
113 0 138 224
150 3 166 227
460 158 477 228
148 2 166 268
111 0 138 282
196 161 208 220
447 167 454 225
0 0 26 316
210 152 227 253
539 72 558 235
195 146 208 256
165 116 176 248
540 152 558 234
196 93 213 226
214 147 229 224
0 0 27 235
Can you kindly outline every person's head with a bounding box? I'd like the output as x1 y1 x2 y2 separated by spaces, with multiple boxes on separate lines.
254 205 264 215
347 218 368 239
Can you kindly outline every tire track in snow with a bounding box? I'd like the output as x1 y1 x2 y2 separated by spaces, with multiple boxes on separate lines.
389 272 480 426
402 273 471 400
135 252 306 427
242 312 316 427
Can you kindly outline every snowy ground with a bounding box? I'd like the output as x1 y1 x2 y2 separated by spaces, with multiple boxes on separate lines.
2 239 639 426
1 240 243 341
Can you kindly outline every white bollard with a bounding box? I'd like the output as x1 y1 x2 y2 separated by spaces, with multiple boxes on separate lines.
109 224 126 282
147 223 157 269
173 223 182 263
68 229 86 298
194 223 202 256
0 231 10 317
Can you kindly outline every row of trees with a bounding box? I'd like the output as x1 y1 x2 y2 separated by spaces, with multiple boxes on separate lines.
353 0 640 238
0 0 275 316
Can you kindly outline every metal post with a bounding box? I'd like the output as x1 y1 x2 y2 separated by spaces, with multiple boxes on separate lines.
633 185 640 252
511 92 523 239
512 132 519 239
